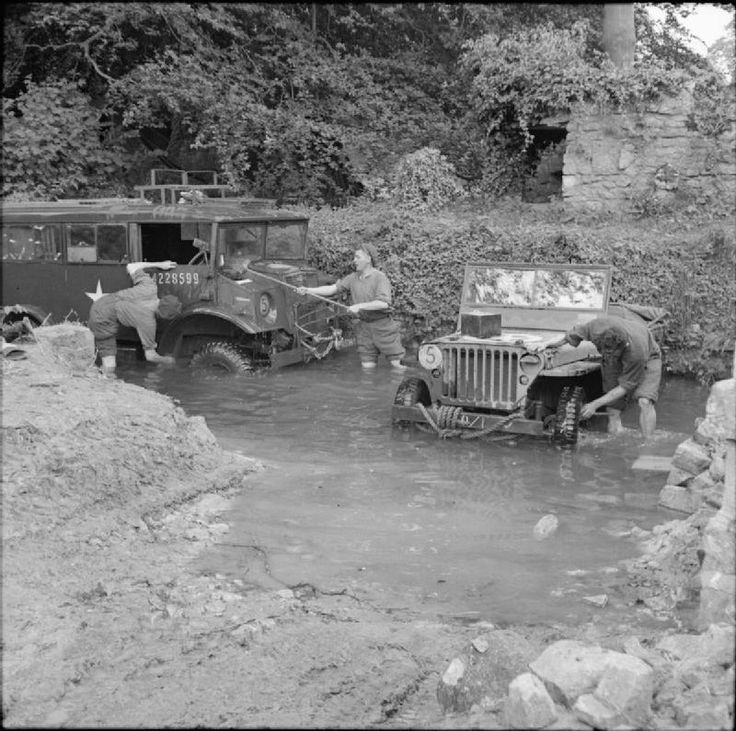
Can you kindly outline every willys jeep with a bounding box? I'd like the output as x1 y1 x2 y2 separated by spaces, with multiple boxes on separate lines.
391 262 667 444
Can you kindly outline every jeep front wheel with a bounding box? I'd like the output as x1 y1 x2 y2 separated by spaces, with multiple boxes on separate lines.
552 386 585 445
393 376 430 427
190 341 254 375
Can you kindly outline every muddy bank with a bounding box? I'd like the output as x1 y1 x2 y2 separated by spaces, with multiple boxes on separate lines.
1 330 733 728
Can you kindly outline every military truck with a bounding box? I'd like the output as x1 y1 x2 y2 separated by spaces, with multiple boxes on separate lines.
391 262 667 444
1 170 352 373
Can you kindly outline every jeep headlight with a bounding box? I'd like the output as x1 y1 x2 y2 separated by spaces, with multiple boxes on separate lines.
519 353 542 375
418 344 443 370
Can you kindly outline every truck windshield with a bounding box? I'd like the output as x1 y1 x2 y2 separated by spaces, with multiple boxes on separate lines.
218 221 307 263
265 222 307 259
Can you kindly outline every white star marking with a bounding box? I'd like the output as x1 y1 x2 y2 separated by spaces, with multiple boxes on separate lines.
85 281 106 302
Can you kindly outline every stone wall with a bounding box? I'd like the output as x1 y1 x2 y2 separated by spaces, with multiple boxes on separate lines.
562 86 736 212
657 352 735 628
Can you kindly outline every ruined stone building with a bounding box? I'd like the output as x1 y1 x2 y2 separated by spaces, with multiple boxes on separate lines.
524 83 736 213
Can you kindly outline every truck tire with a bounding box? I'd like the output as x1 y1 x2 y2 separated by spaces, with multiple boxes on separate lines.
190 341 253 375
553 385 585 445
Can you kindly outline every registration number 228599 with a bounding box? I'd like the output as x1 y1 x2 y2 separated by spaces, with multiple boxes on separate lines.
154 272 200 285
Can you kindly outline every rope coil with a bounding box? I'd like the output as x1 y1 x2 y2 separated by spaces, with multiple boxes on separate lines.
415 400 523 442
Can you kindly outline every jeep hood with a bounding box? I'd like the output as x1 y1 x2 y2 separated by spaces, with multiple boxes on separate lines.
432 329 601 363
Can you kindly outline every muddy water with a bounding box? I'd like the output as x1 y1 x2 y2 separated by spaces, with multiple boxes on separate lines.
120 351 709 627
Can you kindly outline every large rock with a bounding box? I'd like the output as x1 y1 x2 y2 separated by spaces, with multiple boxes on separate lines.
694 417 729 447
699 570 736 628
504 672 557 729
656 624 735 666
31 323 96 373
593 652 654 726
437 630 537 713
672 439 712 476
573 693 622 729
709 452 727 482
666 466 695 486
704 378 735 441
658 484 701 514
682 699 732 730
700 512 735 568
528 640 612 705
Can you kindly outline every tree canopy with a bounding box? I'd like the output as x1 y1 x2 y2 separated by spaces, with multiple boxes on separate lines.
3 2 732 203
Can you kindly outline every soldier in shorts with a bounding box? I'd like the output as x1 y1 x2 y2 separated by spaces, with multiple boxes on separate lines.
297 244 405 370
541 315 662 438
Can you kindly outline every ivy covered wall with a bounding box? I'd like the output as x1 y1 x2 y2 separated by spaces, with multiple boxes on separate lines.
563 85 736 214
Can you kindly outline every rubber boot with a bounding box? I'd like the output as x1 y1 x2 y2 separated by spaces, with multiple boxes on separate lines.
101 355 116 377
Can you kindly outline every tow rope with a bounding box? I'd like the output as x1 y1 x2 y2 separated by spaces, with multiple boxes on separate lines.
415 401 523 442
295 323 342 361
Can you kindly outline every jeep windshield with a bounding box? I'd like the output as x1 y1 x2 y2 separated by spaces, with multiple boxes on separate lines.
463 265 608 309
458 263 612 333
218 221 307 265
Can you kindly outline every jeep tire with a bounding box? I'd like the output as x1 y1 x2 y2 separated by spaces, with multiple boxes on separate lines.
553 385 585 445
190 341 253 375
393 376 430 427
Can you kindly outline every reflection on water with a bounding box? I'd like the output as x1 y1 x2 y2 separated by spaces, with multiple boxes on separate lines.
121 352 708 626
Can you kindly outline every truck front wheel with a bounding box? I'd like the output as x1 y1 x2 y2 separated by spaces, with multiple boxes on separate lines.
190 341 254 375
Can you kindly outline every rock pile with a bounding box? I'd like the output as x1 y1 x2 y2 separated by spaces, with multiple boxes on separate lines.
438 625 734 729
657 370 735 629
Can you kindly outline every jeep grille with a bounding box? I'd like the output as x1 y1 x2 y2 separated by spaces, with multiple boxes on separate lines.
441 345 521 410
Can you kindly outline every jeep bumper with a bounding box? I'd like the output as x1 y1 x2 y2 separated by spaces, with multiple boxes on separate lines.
391 404 610 436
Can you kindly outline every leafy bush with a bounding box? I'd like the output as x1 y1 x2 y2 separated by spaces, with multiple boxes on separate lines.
460 20 683 158
2 78 130 200
304 200 735 383
390 147 464 211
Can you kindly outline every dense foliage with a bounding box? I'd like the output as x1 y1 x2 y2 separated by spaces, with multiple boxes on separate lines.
304 200 736 383
2 78 130 200
4 2 730 203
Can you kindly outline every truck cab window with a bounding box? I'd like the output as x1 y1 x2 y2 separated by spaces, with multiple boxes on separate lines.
218 225 265 278
97 225 128 262
2 224 62 261
67 224 97 262
265 222 306 259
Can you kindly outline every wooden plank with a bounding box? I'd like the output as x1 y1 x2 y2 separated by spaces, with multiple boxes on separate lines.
631 455 673 472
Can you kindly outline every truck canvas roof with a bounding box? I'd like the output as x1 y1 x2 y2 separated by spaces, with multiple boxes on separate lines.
0 198 307 225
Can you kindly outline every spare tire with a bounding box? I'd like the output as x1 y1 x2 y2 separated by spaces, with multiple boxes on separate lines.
190 341 253 375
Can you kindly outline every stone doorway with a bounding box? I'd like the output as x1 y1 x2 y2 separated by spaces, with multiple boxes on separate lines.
522 125 567 203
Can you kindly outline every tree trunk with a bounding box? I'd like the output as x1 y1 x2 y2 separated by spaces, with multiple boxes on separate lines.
603 3 635 69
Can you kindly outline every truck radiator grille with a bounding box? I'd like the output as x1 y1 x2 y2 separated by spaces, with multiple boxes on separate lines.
295 301 333 336
440 346 521 409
